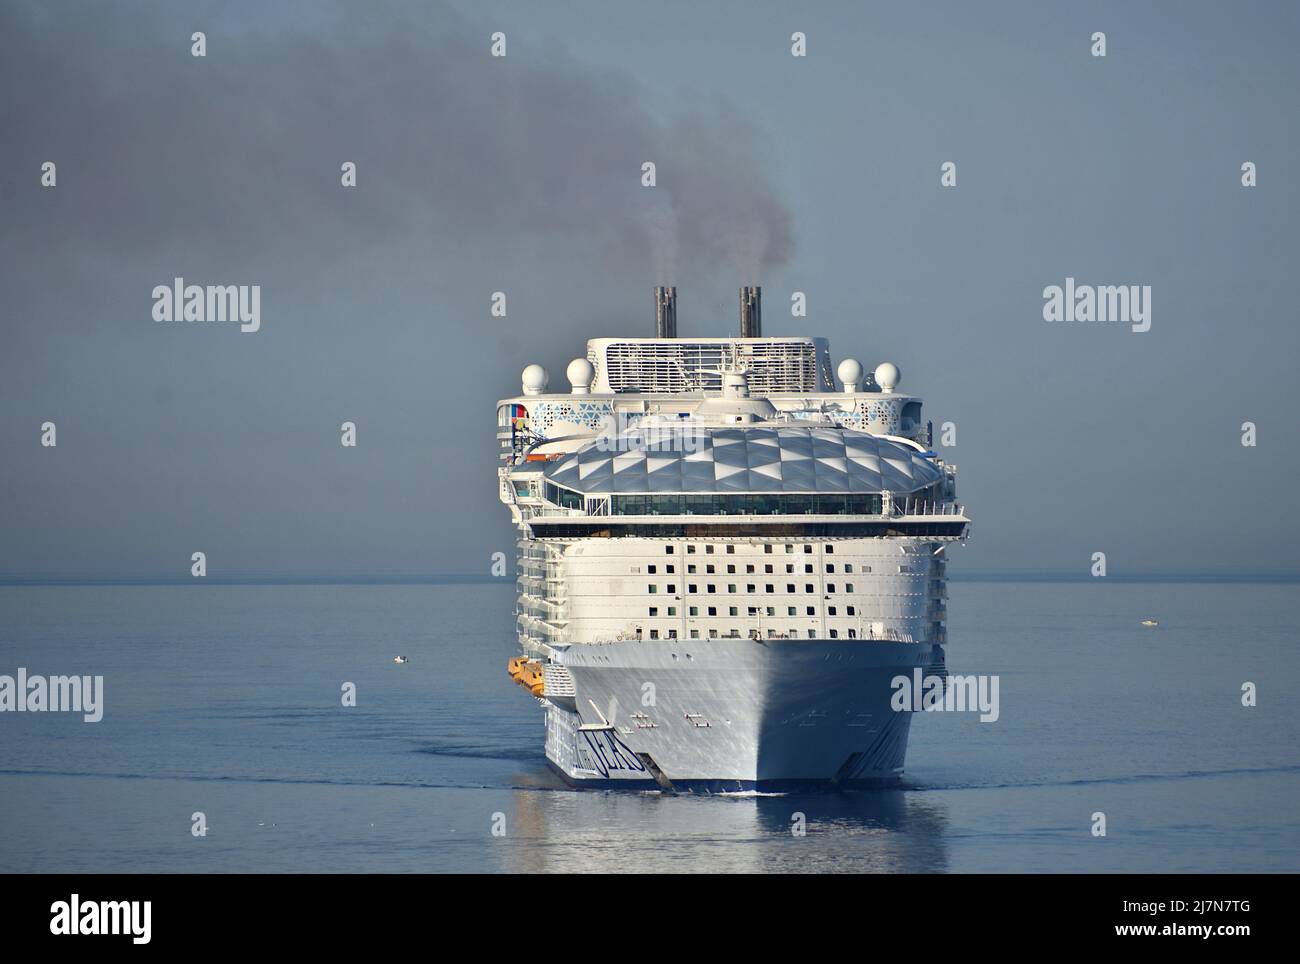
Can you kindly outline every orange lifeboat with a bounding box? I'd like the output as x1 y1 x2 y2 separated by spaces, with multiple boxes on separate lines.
507 657 546 697
520 662 545 697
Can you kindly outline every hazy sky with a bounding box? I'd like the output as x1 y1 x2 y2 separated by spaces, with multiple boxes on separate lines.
2 0 1297 580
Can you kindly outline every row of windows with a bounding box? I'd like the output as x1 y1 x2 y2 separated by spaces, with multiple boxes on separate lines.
649 604 860 617
614 494 884 516
645 628 866 640
667 543 837 555
646 562 862 575
650 582 857 595
534 522 967 538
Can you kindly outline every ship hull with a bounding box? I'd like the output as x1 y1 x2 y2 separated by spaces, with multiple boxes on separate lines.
543 638 943 791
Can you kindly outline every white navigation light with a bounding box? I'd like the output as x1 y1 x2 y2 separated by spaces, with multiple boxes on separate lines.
521 364 549 396
566 358 595 395
837 358 863 393
874 362 900 393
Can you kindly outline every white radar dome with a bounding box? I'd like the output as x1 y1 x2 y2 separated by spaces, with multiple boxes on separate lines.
521 364 549 396
874 362 900 393
566 358 595 394
837 358 863 393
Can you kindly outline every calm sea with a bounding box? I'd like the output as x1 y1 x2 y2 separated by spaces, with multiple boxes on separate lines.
1 580 1296 873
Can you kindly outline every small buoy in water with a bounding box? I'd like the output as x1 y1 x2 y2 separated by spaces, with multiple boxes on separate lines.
1140 619 1159 628
393 655 409 664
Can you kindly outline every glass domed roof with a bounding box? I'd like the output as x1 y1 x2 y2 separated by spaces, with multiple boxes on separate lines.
544 425 942 495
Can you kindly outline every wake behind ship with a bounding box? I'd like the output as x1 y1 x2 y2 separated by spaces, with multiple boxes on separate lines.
496 287 969 791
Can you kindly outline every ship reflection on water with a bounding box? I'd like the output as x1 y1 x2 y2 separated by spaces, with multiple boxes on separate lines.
498 783 950 873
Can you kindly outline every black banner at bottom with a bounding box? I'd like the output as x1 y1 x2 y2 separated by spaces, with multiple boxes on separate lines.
3 873 1282 948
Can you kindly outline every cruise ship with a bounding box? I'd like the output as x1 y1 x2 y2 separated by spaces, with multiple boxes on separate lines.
496 287 969 791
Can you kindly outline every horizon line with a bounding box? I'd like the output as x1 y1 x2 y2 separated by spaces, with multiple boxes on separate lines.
0 569 1297 587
